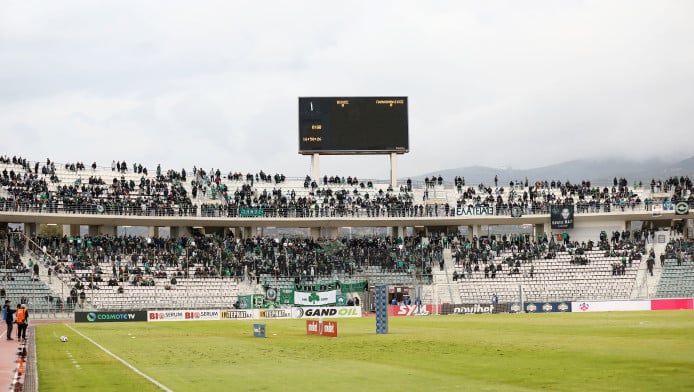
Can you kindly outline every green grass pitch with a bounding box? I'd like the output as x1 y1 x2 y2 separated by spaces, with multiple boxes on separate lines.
36 311 694 391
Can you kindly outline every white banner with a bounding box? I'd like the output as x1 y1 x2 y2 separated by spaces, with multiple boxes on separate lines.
292 306 362 318
258 308 292 319
220 309 257 320
147 309 220 322
293 290 338 306
571 301 650 312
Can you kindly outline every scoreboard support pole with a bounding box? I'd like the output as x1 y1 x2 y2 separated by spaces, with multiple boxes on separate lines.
311 153 320 181
307 152 399 188
389 153 398 189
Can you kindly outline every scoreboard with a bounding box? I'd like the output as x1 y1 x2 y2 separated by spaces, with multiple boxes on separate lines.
298 97 409 154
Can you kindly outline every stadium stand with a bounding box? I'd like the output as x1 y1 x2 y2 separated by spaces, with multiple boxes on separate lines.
1 154 693 312
655 239 694 298
3 155 692 218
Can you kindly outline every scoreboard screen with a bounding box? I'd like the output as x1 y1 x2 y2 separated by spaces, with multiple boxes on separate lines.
298 97 409 154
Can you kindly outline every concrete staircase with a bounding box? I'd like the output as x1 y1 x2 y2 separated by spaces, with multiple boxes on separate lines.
630 232 669 299
421 248 458 304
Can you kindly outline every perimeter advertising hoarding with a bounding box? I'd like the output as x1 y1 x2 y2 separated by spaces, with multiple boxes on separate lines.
75 311 148 323
147 310 221 321
388 304 438 316
650 298 693 310
516 302 572 313
220 309 256 320
571 301 650 312
292 306 362 318
440 303 507 314
258 308 293 319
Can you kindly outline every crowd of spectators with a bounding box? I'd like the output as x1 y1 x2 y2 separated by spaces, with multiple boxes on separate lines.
450 230 650 281
663 238 694 266
25 232 442 296
1 155 693 219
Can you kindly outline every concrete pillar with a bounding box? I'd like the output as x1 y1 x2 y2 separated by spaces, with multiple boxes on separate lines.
309 227 321 240
68 224 80 237
533 224 545 240
328 227 338 240
170 227 193 239
472 225 482 238
466 225 474 241
390 153 398 189
311 153 320 182
625 220 632 234
23 223 38 238
242 227 253 239
148 226 160 237
100 225 117 236
391 226 405 240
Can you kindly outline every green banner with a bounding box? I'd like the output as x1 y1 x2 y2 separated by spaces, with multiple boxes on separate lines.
240 207 264 217
237 295 254 309
279 288 294 305
340 281 368 293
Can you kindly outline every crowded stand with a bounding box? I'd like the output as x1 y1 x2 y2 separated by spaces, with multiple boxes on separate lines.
9 232 440 310
1 155 693 218
451 230 657 303
1 227 688 311
0 154 693 312
655 238 694 298
0 230 54 312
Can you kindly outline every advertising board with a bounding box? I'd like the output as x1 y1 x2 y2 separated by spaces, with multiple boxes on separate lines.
292 306 362 318
571 301 650 312
147 310 221 322
387 304 437 316
75 311 148 323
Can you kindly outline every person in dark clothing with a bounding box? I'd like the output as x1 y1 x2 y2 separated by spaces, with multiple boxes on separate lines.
3 300 15 340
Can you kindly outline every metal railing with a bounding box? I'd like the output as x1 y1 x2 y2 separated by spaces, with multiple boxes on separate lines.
1 199 681 218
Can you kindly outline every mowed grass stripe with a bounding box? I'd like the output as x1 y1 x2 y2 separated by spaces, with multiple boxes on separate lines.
66 324 173 392
36 324 164 392
36 311 694 392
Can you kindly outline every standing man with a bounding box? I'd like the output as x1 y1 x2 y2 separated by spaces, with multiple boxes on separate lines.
3 300 15 340
16 304 28 341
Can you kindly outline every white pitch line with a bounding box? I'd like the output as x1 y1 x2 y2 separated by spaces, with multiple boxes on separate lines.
66 324 173 392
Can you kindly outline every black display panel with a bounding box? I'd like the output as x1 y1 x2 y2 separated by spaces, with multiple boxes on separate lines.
298 97 409 154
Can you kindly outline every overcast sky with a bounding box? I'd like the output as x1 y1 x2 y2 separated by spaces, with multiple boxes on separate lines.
1 1 692 180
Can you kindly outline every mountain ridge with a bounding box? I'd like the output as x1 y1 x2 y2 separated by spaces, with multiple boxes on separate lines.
408 156 694 186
